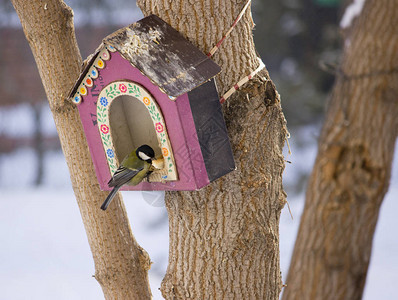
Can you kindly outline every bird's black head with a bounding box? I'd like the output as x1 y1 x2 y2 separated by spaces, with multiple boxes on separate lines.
136 144 155 162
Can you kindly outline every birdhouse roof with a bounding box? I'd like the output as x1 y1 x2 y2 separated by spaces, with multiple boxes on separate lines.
70 15 221 100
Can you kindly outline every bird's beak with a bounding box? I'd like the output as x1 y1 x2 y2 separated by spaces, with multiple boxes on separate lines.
151 157 165 170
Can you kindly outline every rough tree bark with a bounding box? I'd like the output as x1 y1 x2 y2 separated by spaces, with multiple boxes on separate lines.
283 1 398 299
137 1 287 299
11 1 152 299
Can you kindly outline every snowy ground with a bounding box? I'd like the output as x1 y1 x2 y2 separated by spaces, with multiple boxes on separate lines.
0 106 397 299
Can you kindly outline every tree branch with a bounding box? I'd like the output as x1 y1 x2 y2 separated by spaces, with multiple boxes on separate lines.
11 0 152 298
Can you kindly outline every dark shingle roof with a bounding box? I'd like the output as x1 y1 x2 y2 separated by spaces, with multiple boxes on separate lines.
102 15 220 98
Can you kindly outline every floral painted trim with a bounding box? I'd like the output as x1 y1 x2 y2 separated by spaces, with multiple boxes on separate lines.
72 46 112 104
97 80 177 181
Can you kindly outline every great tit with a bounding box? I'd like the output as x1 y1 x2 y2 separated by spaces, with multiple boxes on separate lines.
100 144 155 210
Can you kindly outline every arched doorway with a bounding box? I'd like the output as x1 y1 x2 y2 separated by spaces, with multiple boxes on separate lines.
96 80 177 183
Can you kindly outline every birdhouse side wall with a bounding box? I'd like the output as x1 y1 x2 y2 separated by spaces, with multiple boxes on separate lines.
188 80 235 182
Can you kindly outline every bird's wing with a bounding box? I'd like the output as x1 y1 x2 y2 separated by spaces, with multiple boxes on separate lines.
108 165 144 187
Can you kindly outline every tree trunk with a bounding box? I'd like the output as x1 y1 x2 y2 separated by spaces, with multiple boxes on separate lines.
11 1 152 298
137 1 287 299
32 103 44 186
283 1 398 299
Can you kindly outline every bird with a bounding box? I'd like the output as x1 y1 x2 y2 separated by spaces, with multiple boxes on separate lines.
100 144 155 210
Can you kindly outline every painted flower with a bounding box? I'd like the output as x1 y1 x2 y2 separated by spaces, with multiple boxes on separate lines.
143 97 151 106
106 149 114 158
162 147 169 157
155 122 164 133
119 83 127 93
79 86 87 96
100 97 108 107
91 69 98 77
85 78 93 87
100 124 109 134
107 45 116 52
97 59 104 68
73 94 81 104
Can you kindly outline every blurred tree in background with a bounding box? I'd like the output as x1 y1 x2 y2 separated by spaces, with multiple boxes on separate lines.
284 0 398 298
253 0 342 126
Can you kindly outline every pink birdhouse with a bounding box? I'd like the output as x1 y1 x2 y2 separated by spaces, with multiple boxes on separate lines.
69 15 235 191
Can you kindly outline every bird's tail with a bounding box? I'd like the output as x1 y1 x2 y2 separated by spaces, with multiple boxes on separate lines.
101 185 121 210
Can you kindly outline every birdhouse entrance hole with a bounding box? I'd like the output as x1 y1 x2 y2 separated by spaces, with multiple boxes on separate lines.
96 80 177 183
109 95 160 162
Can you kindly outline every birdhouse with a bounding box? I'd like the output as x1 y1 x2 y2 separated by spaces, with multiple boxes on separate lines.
68 15 235 191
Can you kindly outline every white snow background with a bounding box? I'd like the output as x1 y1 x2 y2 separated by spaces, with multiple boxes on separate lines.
0 104 397 299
